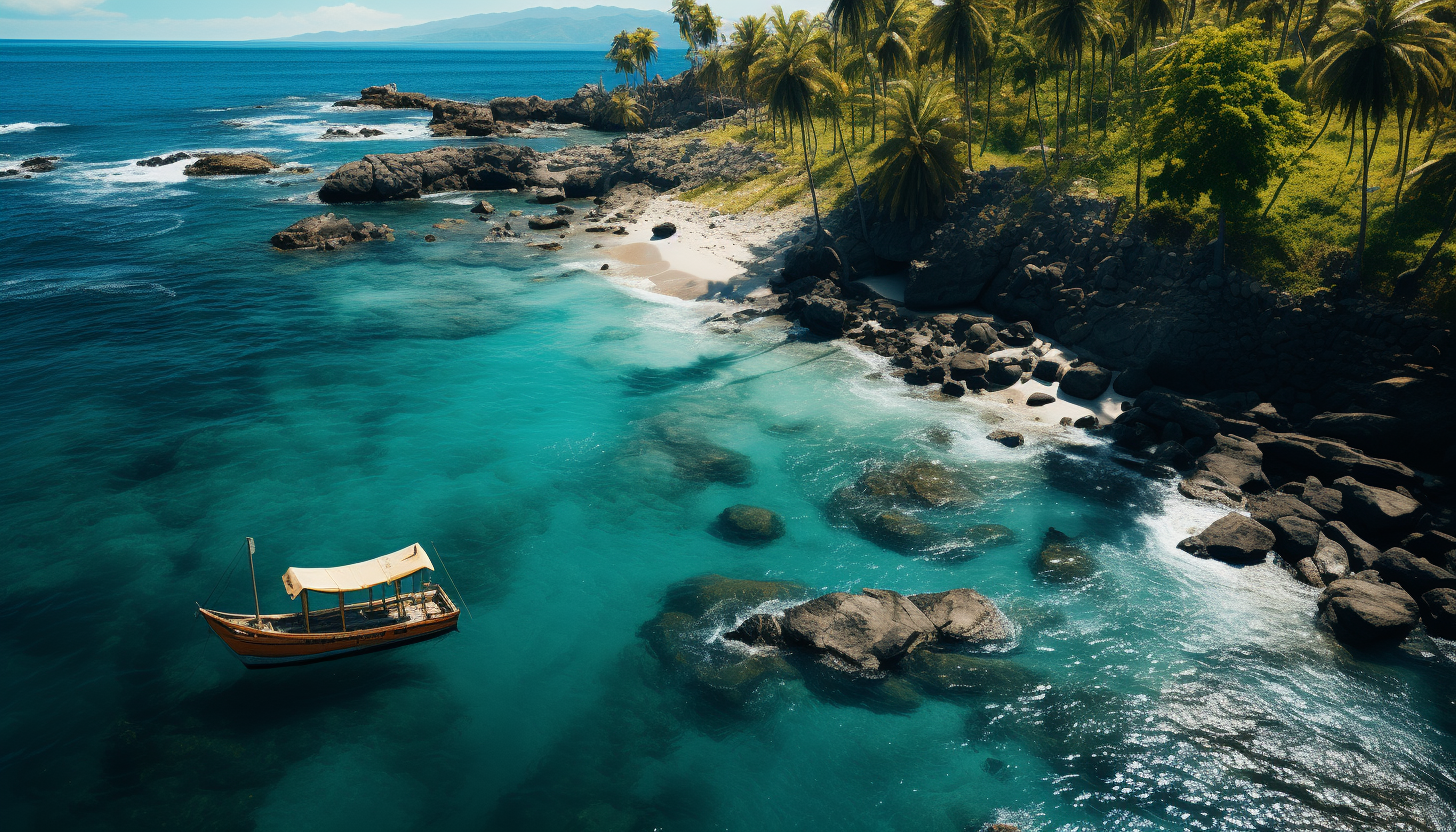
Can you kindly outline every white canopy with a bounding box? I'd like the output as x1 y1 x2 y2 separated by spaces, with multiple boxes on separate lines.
281 543 434 599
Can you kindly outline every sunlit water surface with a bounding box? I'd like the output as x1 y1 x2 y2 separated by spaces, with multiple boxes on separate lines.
3 42 1455 832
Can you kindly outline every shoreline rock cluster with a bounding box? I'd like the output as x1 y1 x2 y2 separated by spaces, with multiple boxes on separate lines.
1 156 59 177
269 213 393 251
334 74 745 136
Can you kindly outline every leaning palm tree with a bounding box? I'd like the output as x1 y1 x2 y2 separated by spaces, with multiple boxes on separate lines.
1390 151 1456 303
828 0 884 139
1302 0 1454 277
1121 0 1176 210
607 89 644 156
870 73 970 225
694 4 723 54
924 0 994 169
672 0 701 61
752 13 840 239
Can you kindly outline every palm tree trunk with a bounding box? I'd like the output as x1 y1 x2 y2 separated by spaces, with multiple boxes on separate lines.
1054 69 1063 158
1356 109 1370 277
1215 206 1226 269
1405 193 1456 283
1422 112 1442 163
800 114 824 240
1394 110 1416 220
1132 15 1142 212
1034 70 1050 175
983 38 1000 155
1277 0 1293 58
1264 108 1333 218
834 116 871 241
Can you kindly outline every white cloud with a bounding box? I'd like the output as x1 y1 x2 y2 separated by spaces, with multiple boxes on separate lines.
0 0 110 15
2 3 418 38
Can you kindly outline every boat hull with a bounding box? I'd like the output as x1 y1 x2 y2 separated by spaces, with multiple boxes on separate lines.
199 592 459 668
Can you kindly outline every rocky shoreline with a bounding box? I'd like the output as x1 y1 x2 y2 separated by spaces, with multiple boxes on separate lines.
283 78 1456 657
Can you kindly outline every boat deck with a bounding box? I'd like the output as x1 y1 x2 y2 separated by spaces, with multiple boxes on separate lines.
213 586 455 636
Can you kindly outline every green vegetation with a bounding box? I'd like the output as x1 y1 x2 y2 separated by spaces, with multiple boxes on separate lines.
630 0 1456 314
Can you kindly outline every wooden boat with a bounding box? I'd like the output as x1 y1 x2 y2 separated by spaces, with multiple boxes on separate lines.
199 539 459 668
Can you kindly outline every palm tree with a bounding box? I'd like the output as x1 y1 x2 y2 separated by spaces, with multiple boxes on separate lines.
697 47 729 119
694 5 724 56
1122 0 1175 210
870 73 970 224
726 14 771 127
1029 0 1103 155
753 8 840 239
607 89 644 156
1302 0 1454 277
629 28 661 84
673 0 701 61
869 0 922 135
828 0 882 139
608 31 638 87
1005 27 1053 173
1390 152 1456 303
924 0 994 169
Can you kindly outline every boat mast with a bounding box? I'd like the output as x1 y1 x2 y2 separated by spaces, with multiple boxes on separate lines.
246 537 261 627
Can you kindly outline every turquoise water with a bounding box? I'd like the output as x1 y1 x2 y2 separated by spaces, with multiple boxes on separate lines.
4 43 1456 832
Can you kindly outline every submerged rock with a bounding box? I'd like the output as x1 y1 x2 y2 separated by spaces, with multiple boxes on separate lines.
986 430 1024 448
184 153 274 176
652 424 753 486
714 505 785 544
137 152 191 167
962 524 1016 552
901 652 1037 699
858 459 973 508
1035 528 1095 581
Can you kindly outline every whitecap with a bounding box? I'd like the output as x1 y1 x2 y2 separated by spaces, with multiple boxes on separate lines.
0 122 68 134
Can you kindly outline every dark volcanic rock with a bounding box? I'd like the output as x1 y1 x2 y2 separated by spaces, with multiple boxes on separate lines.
137 152 191 167
781 588 937 672
1318 578 1419 645
1333 477 1423 536
714 505 786 544
470 199 496 214
1178 513 1275 563
318 144 547 203
724 613 784 646
986 430 1024 448
21 156 58 172
1421 588 1456 639
1059 362 1112 400
269 213 393 251
652 221 677 238
1027 391 1056 407
801 297 850 337
184 153 273 176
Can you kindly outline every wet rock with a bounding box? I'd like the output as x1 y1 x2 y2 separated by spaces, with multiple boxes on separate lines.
137 152 190 167
1274 516 1321 559
21 156 57 172
1178 472 1246 508
1178 513 1275 563
1318 578 1419 645
1373 548 1456 598
1059 362 1112 400
1323 522 1383 572
801 297 849 337
859 459 971 508
986 430 1024 448
269 213 393 251
853 509 935 552
652 221 677 238
907 589 1009 643
962 524 1016 551
1035 528 1095 581
1333 477 1423 536
661 574 805 620
902 652 1037 699
653 424 753 486
470 199 495 214
1311 533 1350 584
183 153 274 176
714 505 785 544
781 588 937 672
1420 588 1456 639
1248 492 1324 528
723 613 784 646
527 214 569 230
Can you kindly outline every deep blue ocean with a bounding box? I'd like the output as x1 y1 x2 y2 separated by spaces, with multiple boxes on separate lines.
3 41 1456 832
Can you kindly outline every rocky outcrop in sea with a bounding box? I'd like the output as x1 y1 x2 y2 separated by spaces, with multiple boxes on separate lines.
269 213 393 251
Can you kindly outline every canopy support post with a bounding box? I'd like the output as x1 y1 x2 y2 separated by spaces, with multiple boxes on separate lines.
302 591 310 633
368 586 373 610
395 580 403 619
339 592 346 632
246 537 261 627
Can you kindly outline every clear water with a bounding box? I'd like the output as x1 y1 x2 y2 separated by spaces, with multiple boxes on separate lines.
3 42 1456 832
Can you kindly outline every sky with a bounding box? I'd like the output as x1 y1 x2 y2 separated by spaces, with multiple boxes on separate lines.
0 1 829 40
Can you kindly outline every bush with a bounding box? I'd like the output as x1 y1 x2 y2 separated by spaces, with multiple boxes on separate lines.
994 119 1027 153
1270 57 1304 98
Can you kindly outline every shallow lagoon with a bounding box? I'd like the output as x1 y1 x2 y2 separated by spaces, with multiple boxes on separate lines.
3 43 1456 832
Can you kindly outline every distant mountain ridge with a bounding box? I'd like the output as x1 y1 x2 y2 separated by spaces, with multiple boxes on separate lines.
266 5 687 46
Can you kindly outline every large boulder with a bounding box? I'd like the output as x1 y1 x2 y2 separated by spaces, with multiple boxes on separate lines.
780 588 937 672
268 213 392 251
800 297 850 337
1058 362 1112 400
318 144 545 203
429 100 496 136
1305 412 1409 461
1373 547 1456 598
907 589 1008 643
1192 434 1268 493
183 153 273 176
1332 477 1423 536
714 505 785 544
488 94 557 123
1311 533 1350 585
1274 516 1321 559
1178 513 1275 563
1254 432 1420 491
1420 588 1456 639
1323 522 1383 572
782 243 840 281
1317 578 1419 645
